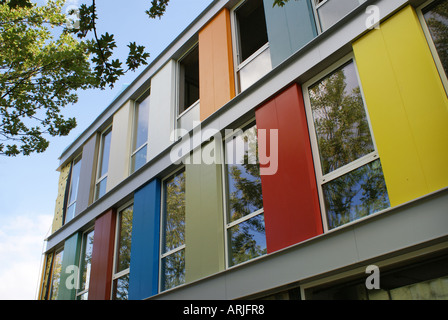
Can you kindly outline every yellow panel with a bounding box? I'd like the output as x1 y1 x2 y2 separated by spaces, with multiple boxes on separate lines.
353 6 448 206
52 162 71 233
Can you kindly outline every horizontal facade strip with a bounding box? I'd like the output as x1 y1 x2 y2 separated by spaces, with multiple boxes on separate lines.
148 187 448 300
46 0 418 252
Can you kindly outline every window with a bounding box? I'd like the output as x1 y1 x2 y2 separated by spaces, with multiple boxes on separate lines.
111 203 133 300
419 0 448 91
223 122 266 267
160 168 186 291
303 57 390 230
49 248 64 300
64 155 82 224
131 91 150 173
178 44 199 115
314 0 367 32
76 228 94 300
233 0 272 92
94 126 112 201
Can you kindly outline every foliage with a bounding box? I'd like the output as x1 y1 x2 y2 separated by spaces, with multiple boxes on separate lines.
309 63 389 229
0 0 151 156
424 0 448 75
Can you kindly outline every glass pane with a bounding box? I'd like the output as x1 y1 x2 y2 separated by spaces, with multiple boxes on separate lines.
112 274 129 300
95 177 107 200
133 97 150 151
161 249 185 291
228 214 266 266
50 250 64 300
225 124 263 223
317 0 363 31
116 205 133 273
98 128 112 178
163 170 186 253
309 61 374 175
130 144 147 173
64 203 76 224
68 157 82 205
322 159 390 229
80 230 94 291
423 0 448 77
238 46 272 92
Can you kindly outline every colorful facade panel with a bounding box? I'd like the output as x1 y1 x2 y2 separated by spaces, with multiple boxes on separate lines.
353 5 448 206
255 84 323 254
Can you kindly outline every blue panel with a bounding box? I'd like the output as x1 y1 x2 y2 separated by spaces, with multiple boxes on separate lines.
263 0 317 67
128 179 161 300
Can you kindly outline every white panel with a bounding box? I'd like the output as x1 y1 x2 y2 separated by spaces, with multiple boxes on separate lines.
148 60 177 161
106 100 133 192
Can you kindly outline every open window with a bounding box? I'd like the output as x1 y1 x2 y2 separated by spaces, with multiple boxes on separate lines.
177 44 200 134
233 0 272 92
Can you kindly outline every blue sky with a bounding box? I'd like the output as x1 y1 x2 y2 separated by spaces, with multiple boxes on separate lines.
0 0 213 300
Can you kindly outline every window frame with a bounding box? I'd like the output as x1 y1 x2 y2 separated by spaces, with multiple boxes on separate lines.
130 89 150 174
302 53 385 232
110 200 134 300
230 0 272 93
64 154 82 224
159 166 187 292
417 0 448 95
94 124 112 201
221 118 267 269
75 227 94 300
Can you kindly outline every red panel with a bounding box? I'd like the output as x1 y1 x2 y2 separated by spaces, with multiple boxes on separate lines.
89 209 116 300
256 84 323 254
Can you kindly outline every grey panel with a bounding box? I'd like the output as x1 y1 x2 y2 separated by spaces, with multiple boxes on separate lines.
263 0 317 67
75 134 97 216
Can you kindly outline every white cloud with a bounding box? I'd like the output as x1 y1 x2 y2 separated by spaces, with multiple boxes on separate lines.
0 214 53 300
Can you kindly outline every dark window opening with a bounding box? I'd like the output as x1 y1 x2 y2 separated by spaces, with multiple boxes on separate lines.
178 45 199 114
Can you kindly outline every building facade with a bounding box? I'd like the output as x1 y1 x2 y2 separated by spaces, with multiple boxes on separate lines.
38 0 448 300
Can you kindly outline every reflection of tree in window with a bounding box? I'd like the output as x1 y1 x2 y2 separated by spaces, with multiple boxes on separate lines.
309 61 390 229
423 0 448 77
309 62 374 175
163 171 186 252
225 125 266 266
162 170 186 290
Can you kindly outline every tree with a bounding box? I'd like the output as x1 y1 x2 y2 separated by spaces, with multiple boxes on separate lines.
1 0 289 157
0 0 155 156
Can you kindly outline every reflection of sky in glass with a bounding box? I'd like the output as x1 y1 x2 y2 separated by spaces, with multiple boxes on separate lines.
99 129 112 178
229 214 266 266
131 145 147 173
134 97 150 150
323 159 390 229
95 177 107 200
238 47 272 92
112 274 129 300
162 249 185 291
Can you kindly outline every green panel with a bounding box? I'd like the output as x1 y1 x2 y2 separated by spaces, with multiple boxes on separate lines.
58 233 82 300
185 142 225 283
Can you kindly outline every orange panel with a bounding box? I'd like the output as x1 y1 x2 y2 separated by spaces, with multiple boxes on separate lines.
199 9 235 121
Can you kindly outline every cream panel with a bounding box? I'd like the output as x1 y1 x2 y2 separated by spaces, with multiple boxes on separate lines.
147 60 177 161
106 100 133 192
